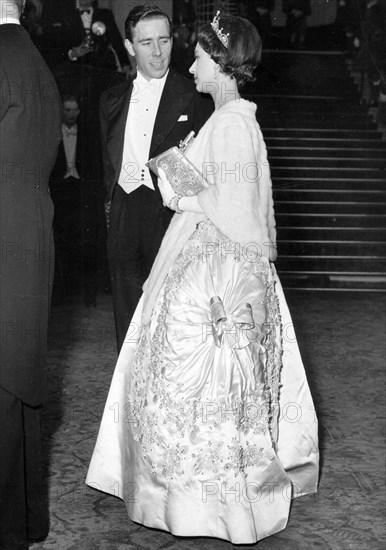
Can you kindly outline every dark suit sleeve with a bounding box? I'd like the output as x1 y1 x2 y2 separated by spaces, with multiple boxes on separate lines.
190 92 214 137
105 9 129 68
57 13 83 59
0 62 10 121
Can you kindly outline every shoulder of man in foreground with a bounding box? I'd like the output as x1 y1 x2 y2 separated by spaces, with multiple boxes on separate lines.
100 78 133 107
166 67 215 110
167 66 199 92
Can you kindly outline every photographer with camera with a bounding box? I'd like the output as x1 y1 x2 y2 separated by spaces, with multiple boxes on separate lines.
66 0 130 74
53 1 132 125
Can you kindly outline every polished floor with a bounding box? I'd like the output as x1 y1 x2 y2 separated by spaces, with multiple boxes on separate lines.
30 289 385 550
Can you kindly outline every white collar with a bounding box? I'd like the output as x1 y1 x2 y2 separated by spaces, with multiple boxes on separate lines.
0 17 20 25
62 123 78 135
135 69 169 94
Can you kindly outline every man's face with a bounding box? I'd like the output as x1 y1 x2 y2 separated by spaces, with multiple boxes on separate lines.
62 100 80 126
125 16 172 81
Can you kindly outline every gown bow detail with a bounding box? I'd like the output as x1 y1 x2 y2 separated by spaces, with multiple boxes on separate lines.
210 296 258 349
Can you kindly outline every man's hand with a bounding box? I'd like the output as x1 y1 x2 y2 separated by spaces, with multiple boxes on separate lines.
69 43 92 60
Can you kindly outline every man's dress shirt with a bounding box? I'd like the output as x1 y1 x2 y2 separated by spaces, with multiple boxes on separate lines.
118 70 168 195
62 123 80 179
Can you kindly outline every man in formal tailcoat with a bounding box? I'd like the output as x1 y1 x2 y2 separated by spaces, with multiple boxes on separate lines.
63 0 130 72
103 4 213 352
50 94 104 307
0 1 62 548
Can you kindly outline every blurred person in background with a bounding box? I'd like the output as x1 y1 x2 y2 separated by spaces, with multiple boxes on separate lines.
283 0 311 48
246 0 275 46
354 0 386 106
50 94 104 308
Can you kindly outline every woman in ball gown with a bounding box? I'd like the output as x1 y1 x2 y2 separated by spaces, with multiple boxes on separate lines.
86 12 319 545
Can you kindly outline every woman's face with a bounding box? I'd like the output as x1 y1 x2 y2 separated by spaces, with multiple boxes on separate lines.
189 42 218 95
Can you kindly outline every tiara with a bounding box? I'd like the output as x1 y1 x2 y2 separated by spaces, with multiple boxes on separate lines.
210 11 229 49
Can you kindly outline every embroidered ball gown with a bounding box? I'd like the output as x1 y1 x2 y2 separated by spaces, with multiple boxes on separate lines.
86 99 319 544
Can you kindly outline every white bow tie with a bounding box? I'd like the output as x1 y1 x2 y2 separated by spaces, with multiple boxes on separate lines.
63 126 77 138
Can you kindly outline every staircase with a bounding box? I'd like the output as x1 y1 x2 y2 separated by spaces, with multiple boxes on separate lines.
247 51 386 291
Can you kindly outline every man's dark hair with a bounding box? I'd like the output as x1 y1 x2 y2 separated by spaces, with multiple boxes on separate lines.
124 4 172 42
61 94 80 106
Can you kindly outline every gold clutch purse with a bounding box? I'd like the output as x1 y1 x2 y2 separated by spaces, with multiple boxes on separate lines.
146 132 207 197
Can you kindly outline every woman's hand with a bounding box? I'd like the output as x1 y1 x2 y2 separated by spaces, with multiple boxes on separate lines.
157 168 203 214
158 168 176 209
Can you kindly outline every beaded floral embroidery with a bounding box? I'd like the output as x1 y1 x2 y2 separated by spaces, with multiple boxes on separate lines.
126 221 283 480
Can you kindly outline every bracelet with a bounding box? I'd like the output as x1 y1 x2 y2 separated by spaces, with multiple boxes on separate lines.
175 194 183 214
167 194 183 214
167 195 176 210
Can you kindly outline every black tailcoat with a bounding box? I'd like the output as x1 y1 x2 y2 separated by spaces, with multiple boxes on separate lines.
101 68 214 350
0 24 62 407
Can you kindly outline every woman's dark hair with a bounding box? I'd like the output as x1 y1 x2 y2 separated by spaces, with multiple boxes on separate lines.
125 4 172 42
197 14 262 88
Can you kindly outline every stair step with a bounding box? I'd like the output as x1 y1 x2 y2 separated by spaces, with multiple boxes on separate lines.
262 128 383 140
271 167 385 179
253 95 366 110
276 256 386 271
273 177 386 191
275 213 386 228
243 50 386 290
265 137 386 149
274 201 386 214
270 157 386 169
260 118 376 130
277 227 386 241
261 111 371 121
273 189 386 202
268 147 386 159
277 272 386 291
276 241 386 256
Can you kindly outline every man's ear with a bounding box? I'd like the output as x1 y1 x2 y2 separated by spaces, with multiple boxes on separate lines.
125 39 135 57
